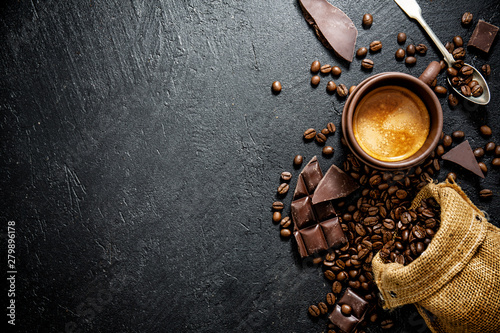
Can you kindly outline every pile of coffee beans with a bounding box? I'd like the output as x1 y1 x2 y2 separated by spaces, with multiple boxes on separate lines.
379 197 441 265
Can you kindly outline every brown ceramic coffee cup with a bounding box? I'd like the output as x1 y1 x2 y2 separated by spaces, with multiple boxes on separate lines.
342 72 443 170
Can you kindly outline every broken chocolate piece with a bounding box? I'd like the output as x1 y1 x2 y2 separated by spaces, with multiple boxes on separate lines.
468 20 499 54
328 305 360 333
312 163 359 205
329 288 373 333
442 140 485 178
300 0 358 62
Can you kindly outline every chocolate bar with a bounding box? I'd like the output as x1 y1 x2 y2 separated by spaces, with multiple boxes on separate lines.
442 140 485 178
292 157 348 257
329 288 372 333
468 20 499 54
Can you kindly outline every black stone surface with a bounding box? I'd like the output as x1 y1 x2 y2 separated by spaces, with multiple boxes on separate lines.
1 1 499 332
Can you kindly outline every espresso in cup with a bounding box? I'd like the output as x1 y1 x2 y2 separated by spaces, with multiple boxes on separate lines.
353 85 430 162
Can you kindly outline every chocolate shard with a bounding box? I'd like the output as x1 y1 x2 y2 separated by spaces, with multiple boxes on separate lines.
329 288 373 333
299 0 358 62
311 163 359 205
442 140 485 178
468 20 499 54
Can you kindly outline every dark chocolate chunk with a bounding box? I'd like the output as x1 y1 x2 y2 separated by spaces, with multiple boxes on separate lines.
329 288 372 333
328 304 359 333
337 288 370 318
299 0 358 62
442 140 485 178
468 20 499 54
312 163 359 205
320 217 347 249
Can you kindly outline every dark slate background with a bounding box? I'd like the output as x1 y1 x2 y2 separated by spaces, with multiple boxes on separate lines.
1 0 499 332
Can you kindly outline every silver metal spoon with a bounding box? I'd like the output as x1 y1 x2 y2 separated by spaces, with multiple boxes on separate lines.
394 0 491 105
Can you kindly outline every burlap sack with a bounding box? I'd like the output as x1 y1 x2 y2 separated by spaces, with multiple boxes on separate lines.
372 181 500 333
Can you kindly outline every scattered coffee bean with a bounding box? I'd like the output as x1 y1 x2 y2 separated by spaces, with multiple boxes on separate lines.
326 293 336 305
436 145 445 156
447 67 458 77
349 85 357 94
439 60 447 71
304 128 316 140
337 84 348 97
369 40 382 52
308 304 320 317
460 85 472 97
272 81 282 93
341 304 352 316
331 66 342 76
452 130 465 140
445 41 455 53
485 142 496 154
493 158 500 166
473 147 485 158
434 86 447 95
471 84 483 97
272 201 284 211
311 60 321 73
362 13 373 27
277 183 289 195
479 189 493 199
281 172 292 181
453 35 464 47
405 56 417 66
311 75 320 86
460 65 473 77
406 44 416 56
332 281 342 294
361 58 374 69
416 43 427 55
318 302 328 315
478 162 488 174
480 125 492 137
272 211 282 222
293 155 303 166
280 228 291 237
481 64 491 77
452 47 465 59
397 32 407 44
461 12 473 25
280 216 291 228
326 80 337 93
327 122 336 134
496 146 500 156
320 64 332 74
381 319 395 329
322 146 334 156
443 135 453 147
448 93 459 107
321 128 329 136
356 47 368 58
316 132 327 144
395 48 405 60
453 60 465 69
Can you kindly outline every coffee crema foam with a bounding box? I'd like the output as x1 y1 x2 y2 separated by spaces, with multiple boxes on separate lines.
353 85 430 162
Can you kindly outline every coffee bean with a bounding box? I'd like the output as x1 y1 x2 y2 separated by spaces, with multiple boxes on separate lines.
272 211 281 222
316 132 327 144
496 146 500 156
478 162 487 174
362 13 373 27
405 56 416 66
326 80 337 93
452 47 465 59
447 67 458 77
337 271 348 281
304 128 316 140
462 12 473 25
272 201 284 211
471 84 483 97
361 58 374 69
337 84 348 97
485 142 496 154
415 43 427 55
280 216 291 228
445 41 455 53
369 40 382 52
460 85 472 97
480 189 493 198
326 293 336 305
493 158 500 166
332 281 342 294
341 304 352 316
480 125 492 137
321 128 330 136
272 81 282 93
308 304 320 317
311 75 320 86
322 146 334 156
468 80 479 88
327 122 336 134
481 64 491 77
318 302 328 315
434 86 447 95
320 64 332 74
311 60 321 73
280 228 291 237
473 147 485 158
460 65 473 77
395 48 405 60
397 32 407 44
349 86 357 94
440 60 447 71
450 76 461 86
406 44 416 56
453 35 464 47
381 319 395 329
277 183 289 195
448 93 459 107
293 155 303 166
331 66 342 76
281 172 292 182
356 47 368 58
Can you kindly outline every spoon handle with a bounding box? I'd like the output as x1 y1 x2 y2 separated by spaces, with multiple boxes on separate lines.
394 0 455 66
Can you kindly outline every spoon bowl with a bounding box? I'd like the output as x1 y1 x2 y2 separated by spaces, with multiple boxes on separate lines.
446 64 491 105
